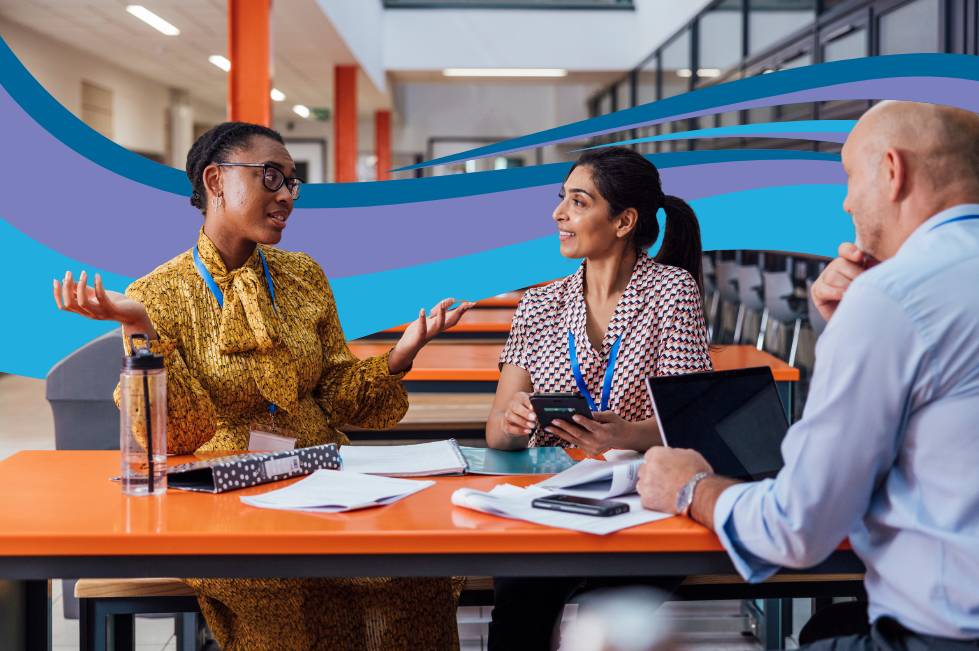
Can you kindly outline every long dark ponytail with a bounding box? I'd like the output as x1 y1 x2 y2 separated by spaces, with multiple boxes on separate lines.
570 147 704 295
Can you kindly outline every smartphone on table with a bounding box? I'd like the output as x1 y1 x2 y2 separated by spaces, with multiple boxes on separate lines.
531 493 630 517
529 392 593 430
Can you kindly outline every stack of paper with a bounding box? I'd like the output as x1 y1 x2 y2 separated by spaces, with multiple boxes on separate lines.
241 469 434 513
339 440 467 477
536 457 644 499
451 484 670 535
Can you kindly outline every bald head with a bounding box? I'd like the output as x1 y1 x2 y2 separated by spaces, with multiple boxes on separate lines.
848 101 979 194
841 101 979 260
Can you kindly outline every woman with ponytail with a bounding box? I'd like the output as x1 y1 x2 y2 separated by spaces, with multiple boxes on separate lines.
485 146 711 650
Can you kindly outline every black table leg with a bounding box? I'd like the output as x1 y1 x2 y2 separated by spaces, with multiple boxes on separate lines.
25 580 50 651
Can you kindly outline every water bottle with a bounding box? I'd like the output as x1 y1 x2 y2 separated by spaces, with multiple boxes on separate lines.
119 334 167 495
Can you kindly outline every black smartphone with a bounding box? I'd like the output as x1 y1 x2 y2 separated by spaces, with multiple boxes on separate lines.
531 493 630 517
529 392 593 430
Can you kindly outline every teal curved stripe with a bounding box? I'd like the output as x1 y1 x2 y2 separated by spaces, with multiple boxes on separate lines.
0 37 190 196
399 53 979 171
580 120 857 150
333 184 851 339
695 184 850 254
2 217 135 379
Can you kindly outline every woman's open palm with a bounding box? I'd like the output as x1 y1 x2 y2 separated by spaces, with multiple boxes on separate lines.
53 270 148 326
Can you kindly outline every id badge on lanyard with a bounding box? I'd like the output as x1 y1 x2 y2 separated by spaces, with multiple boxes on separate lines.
193 245 294 450
248 403 297 451
568 330 621 412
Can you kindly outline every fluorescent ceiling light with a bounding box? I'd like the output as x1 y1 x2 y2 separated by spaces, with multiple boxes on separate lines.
676 68 722 79
126 5 180 36
209 55 231 72
443 68 567 78
270 88 286 102
293 104 310 118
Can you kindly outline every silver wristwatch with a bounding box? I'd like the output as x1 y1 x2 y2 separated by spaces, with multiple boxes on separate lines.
675 471 711 517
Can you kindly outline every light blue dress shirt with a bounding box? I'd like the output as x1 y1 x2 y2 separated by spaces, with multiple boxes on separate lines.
713 204 979 639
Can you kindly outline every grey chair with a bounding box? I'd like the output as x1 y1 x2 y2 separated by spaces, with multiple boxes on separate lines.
761 270 805 363
702 253 719 340
45 330 199 650
734 261 764 346
713 257 740 344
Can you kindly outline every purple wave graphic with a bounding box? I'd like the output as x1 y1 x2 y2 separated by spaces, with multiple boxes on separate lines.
0 84 195 274
296 159 843 278
5 74 850 279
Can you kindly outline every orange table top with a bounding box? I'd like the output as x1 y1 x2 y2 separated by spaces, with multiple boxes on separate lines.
348 343 799 383
475 291 524 308
0 451 721 558
384 308 515 334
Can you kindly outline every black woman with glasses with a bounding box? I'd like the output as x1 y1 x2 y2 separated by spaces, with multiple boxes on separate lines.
52 122 473 650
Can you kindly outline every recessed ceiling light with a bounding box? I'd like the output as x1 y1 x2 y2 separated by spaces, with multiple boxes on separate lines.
125 5 180 36
442 68 567 78
209 55 231 72
677 68 693 78
293 104 310 118
270 88 286 102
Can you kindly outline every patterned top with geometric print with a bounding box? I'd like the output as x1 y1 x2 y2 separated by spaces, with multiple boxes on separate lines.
500 251 712 447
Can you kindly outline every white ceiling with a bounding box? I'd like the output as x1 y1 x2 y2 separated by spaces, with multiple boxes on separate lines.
0 0 393 117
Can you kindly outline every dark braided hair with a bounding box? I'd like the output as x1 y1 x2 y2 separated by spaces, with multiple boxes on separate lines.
186 121 285 215
569 146 704 294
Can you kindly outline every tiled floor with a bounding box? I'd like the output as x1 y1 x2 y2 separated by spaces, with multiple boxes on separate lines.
3 374 765 650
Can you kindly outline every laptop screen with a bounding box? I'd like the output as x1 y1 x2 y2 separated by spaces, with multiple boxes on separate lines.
646 367 789 481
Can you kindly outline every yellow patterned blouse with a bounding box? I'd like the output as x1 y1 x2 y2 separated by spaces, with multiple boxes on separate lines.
115 230 461 650
121 229 407 454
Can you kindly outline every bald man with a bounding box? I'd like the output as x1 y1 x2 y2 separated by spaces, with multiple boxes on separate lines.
638 101 979 650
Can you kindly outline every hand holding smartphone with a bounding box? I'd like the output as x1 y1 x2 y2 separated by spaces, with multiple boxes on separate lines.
529 392 593 430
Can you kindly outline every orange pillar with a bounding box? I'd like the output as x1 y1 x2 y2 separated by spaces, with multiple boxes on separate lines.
375 110 391 181
334 65 358 183
228 0 271 126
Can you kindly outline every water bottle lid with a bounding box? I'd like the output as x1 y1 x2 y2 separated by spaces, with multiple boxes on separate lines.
123 334 164 370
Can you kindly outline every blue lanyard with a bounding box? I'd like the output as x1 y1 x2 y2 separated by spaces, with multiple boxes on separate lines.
928 214 979 231
568 330 621 413
193 245 279 416
192 245 277 313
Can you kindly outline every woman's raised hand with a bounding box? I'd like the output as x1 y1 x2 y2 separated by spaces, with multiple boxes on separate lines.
388 297 476 374
53 271 155 336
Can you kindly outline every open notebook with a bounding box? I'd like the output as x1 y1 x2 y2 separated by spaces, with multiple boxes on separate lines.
339 440 468 476
338 440 577 477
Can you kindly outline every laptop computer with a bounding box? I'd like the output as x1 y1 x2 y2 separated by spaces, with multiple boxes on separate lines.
645 367 789 481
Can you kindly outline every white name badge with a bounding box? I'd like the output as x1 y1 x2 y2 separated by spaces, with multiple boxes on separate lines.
248 430 297 452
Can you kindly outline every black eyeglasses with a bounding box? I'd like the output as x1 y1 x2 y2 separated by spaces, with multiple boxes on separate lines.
215 162 303 200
